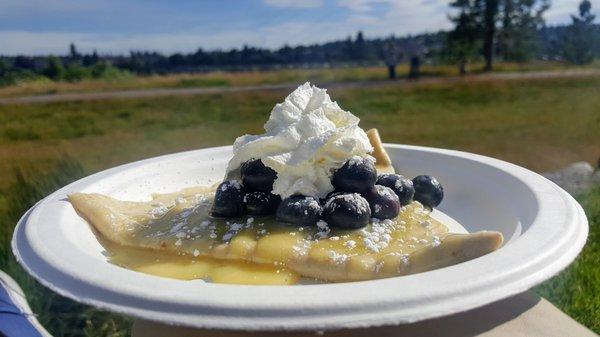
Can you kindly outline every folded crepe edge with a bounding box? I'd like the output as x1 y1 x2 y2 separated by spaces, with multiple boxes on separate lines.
290 231 504 282
68 192 141 246
405 231 504 275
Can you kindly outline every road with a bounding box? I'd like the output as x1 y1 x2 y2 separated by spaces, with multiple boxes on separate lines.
1 69 599 105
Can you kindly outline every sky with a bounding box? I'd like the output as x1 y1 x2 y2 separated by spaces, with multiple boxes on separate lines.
0 0 588 56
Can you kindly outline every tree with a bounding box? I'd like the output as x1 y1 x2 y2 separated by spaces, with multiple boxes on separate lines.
408 56 421 79
13 56 35 70
563 0 596 64
168 53 187 67
498 0 550 62
447 0 550 70
447 0 482 74
446 0 496 71
43 56 64 80
82 50 99 66
0 59 8 77
342 36 354 61
69 43 80 61
353 31 368 61
380 37 401 79
483 0 499 71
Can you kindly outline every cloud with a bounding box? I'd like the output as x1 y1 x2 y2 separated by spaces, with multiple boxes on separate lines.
0 9 446 56
545 1 579 24
0 0 581 55
263 0 324 8
0 10 445 56
0 31 208 55
337 0 379 12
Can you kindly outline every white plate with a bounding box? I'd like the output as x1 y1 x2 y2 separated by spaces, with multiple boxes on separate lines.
12 145 588 331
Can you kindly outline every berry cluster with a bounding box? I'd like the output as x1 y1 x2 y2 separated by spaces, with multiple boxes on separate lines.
211 156 444 230
211 159 281 218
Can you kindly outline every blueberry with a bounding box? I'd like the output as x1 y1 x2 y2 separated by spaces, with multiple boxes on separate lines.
276 195 322 226
363 185 400 220
322 193 371 229
376 173 415 205
211 180 245 217
332 156 377 193
412 175 444 208
241 159 277 192
244 191 281 216
320 190 343 204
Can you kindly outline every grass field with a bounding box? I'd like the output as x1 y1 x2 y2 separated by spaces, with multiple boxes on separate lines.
1 60 598 98
535 185 600 333
0 74 599 336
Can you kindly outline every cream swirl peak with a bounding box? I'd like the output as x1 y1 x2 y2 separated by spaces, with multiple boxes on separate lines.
226 82 373 199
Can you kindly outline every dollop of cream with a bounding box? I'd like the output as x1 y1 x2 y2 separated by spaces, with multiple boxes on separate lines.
226 82 373 199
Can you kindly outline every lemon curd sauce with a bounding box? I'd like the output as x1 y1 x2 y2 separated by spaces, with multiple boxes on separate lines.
84 186 449 285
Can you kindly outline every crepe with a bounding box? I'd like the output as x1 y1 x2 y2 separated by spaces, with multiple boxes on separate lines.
69 130 502 283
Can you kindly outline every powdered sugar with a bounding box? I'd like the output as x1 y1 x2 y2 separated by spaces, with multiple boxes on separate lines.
315 220 331 239
220 180 242 192
344 240 357 249
360 218 396 253
324 193 370 215
149 204 169 218
328 250 349 264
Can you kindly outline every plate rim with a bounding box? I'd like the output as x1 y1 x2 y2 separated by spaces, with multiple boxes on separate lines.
12 144 589 331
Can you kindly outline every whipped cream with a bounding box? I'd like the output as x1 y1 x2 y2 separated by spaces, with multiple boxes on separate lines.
226 82 373 199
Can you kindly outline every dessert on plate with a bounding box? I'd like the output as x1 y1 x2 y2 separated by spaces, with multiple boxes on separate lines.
69 83 503 285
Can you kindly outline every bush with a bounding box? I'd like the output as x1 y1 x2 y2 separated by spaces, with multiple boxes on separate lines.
63 63 91 82
90 61 132 80
43 56 64 80
0 69 48 87
0 59 132 87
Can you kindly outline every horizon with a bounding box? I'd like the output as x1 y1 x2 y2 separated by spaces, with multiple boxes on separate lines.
0 0 583 56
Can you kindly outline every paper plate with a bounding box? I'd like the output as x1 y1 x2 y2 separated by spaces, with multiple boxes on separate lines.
12 145 588 331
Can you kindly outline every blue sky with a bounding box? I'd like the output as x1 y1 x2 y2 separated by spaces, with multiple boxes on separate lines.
0 0 586 55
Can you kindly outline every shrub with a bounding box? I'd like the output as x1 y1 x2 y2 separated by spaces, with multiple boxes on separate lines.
0 69 48 87
91 62 132 80
43 56 64 80
63 63 91 82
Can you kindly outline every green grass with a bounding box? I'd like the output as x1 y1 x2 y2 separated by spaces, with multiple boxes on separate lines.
0 160 132 337
535 186 600 333
175 78 230 88
0 74 599 335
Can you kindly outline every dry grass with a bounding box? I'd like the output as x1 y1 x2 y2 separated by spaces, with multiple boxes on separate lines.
1 61 597 98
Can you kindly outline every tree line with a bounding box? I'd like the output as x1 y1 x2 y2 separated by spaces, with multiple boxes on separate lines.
447 0 597 74
0 0 597 85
